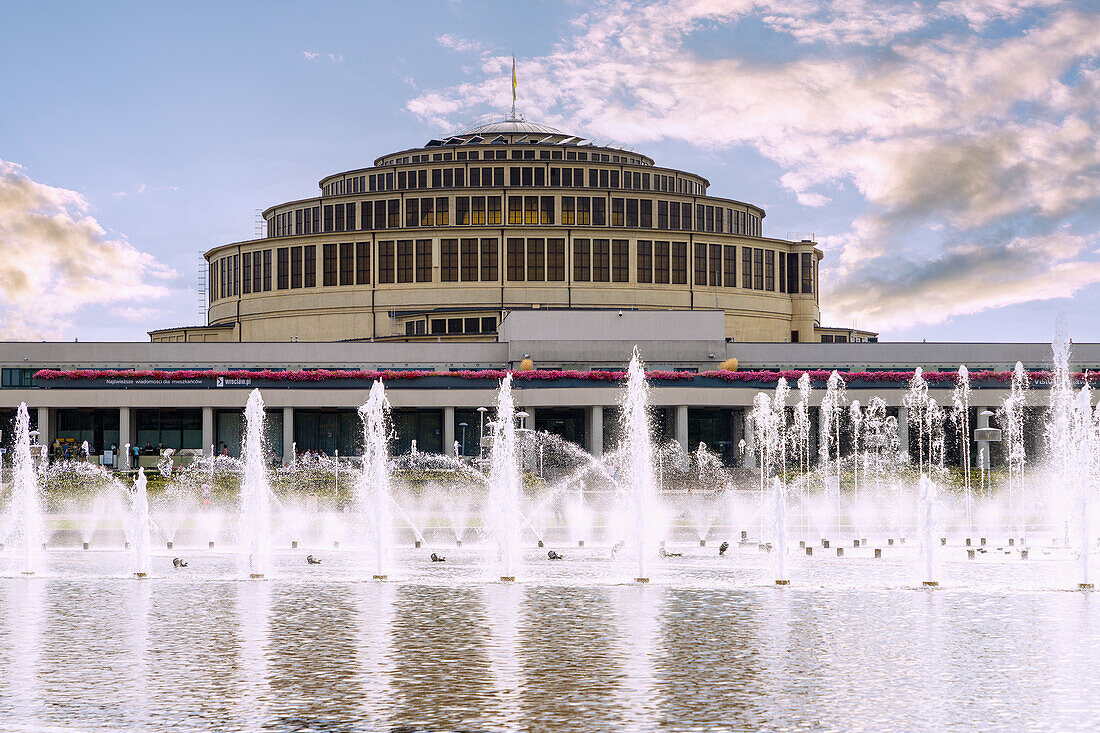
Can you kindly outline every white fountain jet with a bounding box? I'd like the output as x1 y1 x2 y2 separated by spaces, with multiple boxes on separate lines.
357 380 394 580
130 468 151 578
620 346 658 583
918 475 938 587
488 374 523 581
11 403 43 575
771 477 789 585
240 389 272 578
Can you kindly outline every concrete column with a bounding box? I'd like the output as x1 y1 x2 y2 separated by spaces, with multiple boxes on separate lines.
743 411 757 469
36 407 54 452
282 407 295 462
202 407 215 457
119 407 132 467
588 405 603 457
443 406 456 456
675 405 689 454
897 406 909 456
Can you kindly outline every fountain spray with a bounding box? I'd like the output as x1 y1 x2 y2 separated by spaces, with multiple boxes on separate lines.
130 468 151 577
620 347 658 583
488 374 522 581
11 403 43 575
357 380 393 580
918 475 939 587
240 389 272 578
772 477 789 585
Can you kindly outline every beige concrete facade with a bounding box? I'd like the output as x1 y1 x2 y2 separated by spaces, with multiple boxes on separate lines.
155 118 849 345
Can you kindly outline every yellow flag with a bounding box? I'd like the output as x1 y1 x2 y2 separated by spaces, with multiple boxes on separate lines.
512 56 517 101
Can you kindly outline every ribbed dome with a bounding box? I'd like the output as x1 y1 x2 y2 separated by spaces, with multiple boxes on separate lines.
456 119 566 137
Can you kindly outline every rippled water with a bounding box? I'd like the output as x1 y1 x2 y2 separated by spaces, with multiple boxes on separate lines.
1 545 1097 732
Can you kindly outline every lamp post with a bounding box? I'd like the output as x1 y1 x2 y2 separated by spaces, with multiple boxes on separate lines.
458 422 468 457
477 406 488 458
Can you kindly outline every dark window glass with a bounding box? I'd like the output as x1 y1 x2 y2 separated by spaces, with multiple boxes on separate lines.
671 242 687 284
540 196 554 225
323 205 334 232
415 240 432 282
561 196 575 225
669 201 680 229
480 238 498 281
290 246 303 288
420 198 433 227
593 239 610 282
754 248 764 290
464 317 480 334
508 196 522 225
573 239 590 282
682 203 693 231
787 251 800 294
742 248 752 289
801 252 814 294
547 238 565 281
461 238 478 281
242 252 252 294
436 197 448 226
324 244 338 286
611 198 624 226
654 240 670 285
522 167 533 186
526 238 545 281
277 248 289 289
592 198 606 226
510 167 521 186
263 250 272 291
345 203 355 231
472 196 486 225
304 245 316 287
612 239 629 282
395 240 413 283
637 240 652 283
640 199 652 228
724 246 737 288
577 197 590 225
339 242 354 286
376 241 393 284
507 238 524 281
441 239 459 282
457 197 470 226
448 318 463 334
693 243 707 286
361 201 373 230
625 199 638 227
765 249 775 291
524 196 538 225
375 201 386 229
431 319 446 335
481 316 497 333
356 242 370 285
406 199 419 228
708 244 721 286
387 200 400 228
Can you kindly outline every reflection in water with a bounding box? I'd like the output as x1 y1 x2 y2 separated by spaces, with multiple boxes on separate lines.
0 571 1096 732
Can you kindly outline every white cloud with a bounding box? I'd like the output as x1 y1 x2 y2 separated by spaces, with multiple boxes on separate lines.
436 34 483 53
301 51 343 62
0 161 177 340
405 0 1100 333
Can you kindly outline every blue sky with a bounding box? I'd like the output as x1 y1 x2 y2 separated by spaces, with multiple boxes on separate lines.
1 0 1097 342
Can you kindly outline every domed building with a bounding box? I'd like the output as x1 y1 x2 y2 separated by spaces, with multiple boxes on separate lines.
151 115 872 344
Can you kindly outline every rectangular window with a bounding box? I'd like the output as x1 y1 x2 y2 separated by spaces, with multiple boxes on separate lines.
561 196 575 225
456 196 470 226
657 200 668 230
510 167 521 186
323 244 338 286
640 199 652 228
753 248 764 290
406 199 419 228
669 201 680 230
345 203 355 231
787 251 799 294
671 242 687 284
592 198 606 226
524 196 538 225
290 246 303 288
339 242 354 286
593 239 610 282
493 167 505 186
801 252 814 294
470 168 480 187
724 246 737 288
263 249 272 291
323 205 334 232
610 170 619 189
415 240 432 282
625 199 639 228
612 239 629 282
472 196 486 225
277 247 289 289
708 244 721 286
432 169 441 188
375 200 386 229
443 169 453 188
508 196 523 225
436 197 448 226
361 201 373 230
695 204 705 232
396 240 413 283
765 249 775 291
334 203 345 232
573 239 590 282
705 205 715 232
242 252 252 294
682 203 693 231
562 168 573 187
481 316 497 333
388 200 400 228
547 238 565 281
481 238 498 281
611 198 624 226
550 167 560 187
577 197 591 225
419 198 433 227
461 238 478 281
454 168 464 187
304 245 316 287
655 241 670 284
441 239 459 282
356 242 370 284
637 240 652 283
540 196 554 225
694 243 707 287
742 248 752 289
522 167 533 186
507 238 525 281
526 238 545 281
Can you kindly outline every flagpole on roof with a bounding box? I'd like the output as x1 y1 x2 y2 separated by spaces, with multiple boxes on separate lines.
510 55 517 120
